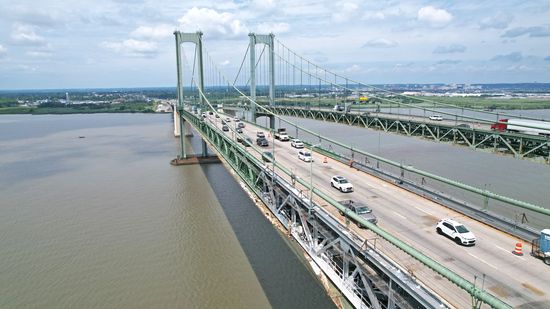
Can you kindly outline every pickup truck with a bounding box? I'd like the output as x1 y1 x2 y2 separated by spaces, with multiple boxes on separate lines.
274 128 289 141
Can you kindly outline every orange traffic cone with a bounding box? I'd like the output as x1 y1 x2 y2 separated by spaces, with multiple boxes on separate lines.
323 157 328 163
512 242 523 256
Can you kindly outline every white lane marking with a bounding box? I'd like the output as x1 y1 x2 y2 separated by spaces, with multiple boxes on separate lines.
414 206 434 216
495 245 526 260
392 211 407 220
467 252 498 269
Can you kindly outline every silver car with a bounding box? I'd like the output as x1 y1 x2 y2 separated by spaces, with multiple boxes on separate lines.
338 200 378 227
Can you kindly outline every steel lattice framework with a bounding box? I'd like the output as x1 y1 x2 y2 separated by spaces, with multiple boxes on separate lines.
227 104 550 163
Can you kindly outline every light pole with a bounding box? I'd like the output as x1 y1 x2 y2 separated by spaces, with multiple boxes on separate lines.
309 143 321 209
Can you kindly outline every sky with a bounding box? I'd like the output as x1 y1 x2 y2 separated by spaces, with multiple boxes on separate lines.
0 0 550 89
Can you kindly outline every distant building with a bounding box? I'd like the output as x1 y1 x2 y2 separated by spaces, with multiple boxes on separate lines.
66 92 70 104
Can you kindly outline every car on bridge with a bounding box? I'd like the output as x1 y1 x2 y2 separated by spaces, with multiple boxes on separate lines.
222 125 229 132
237 122 245 129
331 176 353 193
338 200 378 227
234 117 240 122
225 117 231 122
242 137 252 147
215 114 220 118
429 115 443 121
436 218 476 246
256 137 269 147
256 131 265 138
236 127 243 133
291 139 304 148
262 151 274 163
298 150 313 162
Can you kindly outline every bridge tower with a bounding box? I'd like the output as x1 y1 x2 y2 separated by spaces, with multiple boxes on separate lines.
249 33 275 129
174 31 207 159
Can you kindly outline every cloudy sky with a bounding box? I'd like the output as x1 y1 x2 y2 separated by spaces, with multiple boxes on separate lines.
0 0 549 89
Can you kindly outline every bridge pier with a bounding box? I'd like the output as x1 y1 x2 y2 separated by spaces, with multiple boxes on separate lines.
173 109 181 137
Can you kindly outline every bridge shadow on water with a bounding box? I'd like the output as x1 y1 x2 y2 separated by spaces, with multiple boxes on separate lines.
199 161 335 308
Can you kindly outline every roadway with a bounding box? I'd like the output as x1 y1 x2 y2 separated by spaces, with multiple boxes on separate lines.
203 112 549 308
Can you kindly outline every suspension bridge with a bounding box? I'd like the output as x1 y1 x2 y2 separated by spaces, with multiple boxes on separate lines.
172 31 550 309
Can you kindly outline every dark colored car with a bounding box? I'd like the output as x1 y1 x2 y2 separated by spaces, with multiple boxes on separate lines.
243 137 253 147
262 151 274 162
256 137 269 147
237 122 245 128
222 125 229 132
338 200 378 227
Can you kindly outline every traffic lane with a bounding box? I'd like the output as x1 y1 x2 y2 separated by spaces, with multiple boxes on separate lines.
267 138 546 307
259 141 474 306
208 114 548 306
334 162 550 302
277 141 549 306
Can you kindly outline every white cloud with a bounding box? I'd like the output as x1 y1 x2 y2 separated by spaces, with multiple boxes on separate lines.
332 1 361 23
219 60 230 66
479 12 513 30
17 64 39 72
501 26 550 38
251 0 276 11
27 51 53 57
178 7 248 39
417 6 453 27
101 39 158 57
433 44 466 54
255 22 290 34
362 38 398 48
491 52 524 62
0 44 7 56
11 23 47 45
131 24 174 40
344 64 361 73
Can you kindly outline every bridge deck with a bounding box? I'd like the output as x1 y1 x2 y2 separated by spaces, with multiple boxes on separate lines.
204 112 550 308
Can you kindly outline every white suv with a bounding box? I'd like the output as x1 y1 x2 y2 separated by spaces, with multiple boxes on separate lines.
429 115 443 121
291 139 304 148
331 176 353 193
298 150 313 162
436 218 476 246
